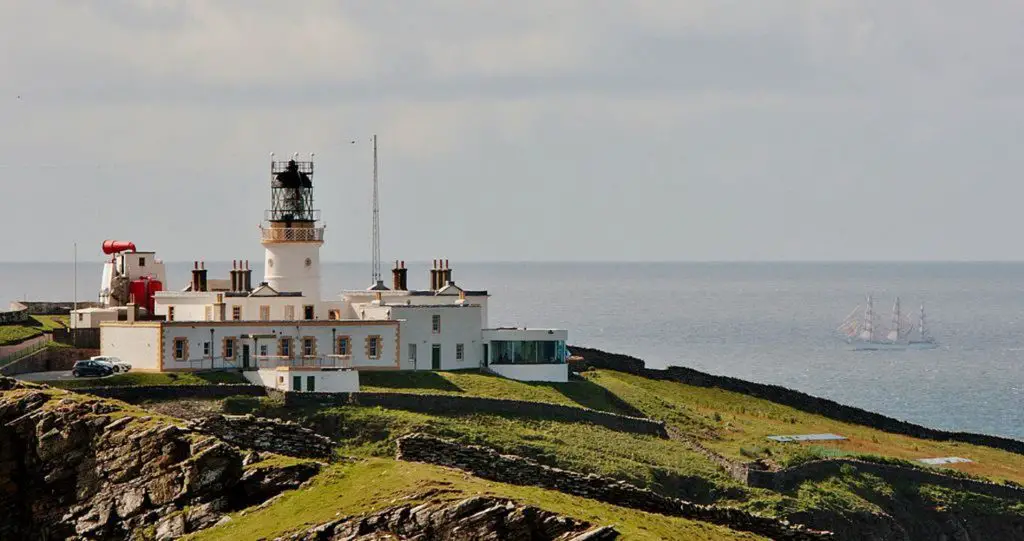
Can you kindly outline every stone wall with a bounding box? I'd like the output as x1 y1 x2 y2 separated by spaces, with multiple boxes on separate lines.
396 433 830 540
16 301 98 315
186 414 334 460
572 346 1024 455
0 302 28 324
0 346 97 376
285 391 668 438
74 384 267 402
750 459 1024 501
53 327 101 349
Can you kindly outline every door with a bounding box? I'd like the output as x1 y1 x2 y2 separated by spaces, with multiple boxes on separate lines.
293 376 302 391
242 344 251 369
304 305 315 320
482 344 489 367
307 376 316 392
431 344 441 370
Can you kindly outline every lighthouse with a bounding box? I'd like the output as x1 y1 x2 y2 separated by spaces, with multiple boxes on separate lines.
260 153 324 304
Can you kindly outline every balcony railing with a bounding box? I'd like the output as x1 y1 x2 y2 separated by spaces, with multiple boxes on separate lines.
260 226 325 243
254 355 350 369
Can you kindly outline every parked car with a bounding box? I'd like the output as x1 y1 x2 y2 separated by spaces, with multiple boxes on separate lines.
71 360 114 378
90 356 132 373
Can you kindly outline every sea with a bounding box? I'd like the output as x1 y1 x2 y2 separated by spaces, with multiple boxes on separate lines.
2 261 1022 441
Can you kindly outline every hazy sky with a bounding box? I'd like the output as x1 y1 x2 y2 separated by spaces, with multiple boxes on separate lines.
2 1 1023 263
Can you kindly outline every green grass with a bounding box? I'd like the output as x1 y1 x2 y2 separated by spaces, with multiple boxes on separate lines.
585 369 1024 485
359 369 633 414
0 315 68 346
188 458 768 541
50 370 249 389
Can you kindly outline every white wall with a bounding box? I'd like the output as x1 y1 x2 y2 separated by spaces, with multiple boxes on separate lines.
263 241 322 303
389 304 483 371
246 368 360 392
160 321 399 371
489 363 569 383
100 324 161 371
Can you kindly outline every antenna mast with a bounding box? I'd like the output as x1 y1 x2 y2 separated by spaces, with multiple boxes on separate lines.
371 134 381 284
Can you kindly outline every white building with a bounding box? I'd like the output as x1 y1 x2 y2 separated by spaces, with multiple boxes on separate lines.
73 155 570 390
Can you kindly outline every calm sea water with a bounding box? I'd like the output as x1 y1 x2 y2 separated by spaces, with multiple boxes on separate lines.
3 261 1022 440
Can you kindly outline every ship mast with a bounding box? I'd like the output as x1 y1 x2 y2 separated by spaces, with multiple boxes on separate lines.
861 294 875 341
887 296 901 342
919 303 927 338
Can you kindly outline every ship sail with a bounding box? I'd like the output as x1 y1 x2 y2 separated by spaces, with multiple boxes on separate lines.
859 294 875 341
887 297 900 342
839 295 937 350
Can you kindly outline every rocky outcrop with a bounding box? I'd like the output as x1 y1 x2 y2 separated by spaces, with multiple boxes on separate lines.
396 433 831 540
0 377 319 540
285 494 618 541
187 414 335 460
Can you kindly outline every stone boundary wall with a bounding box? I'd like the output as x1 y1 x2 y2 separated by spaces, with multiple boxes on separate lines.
0 346 95 376
747 459 1024 501
396 433 830 540
572 346 1024 455
53 328 101 349
186 414 334 459
15 301 99 315
72 384 267 402
284 391 668 438
0 302 28 325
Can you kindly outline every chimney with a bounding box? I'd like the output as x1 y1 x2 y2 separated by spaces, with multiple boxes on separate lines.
198 261 208 292
230 260 239 292
392 260 402 290
399 260 408 290
191 261 201 292
243 260 253 292
444 259 452 285
430 259 439 291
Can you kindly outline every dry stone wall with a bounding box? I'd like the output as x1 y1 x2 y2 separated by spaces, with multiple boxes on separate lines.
285 391 668 438
396 433 831 540
572 346 1024 455
187 414 334 460
75 384 266 402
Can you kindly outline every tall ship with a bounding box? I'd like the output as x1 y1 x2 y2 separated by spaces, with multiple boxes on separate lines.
837 295 938 351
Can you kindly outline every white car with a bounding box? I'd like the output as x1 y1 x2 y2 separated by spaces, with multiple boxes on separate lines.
90 356 132 373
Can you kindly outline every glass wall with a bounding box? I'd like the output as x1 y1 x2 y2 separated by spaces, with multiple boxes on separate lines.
490 340 567 365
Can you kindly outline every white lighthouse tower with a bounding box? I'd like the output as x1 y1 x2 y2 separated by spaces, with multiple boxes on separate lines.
260 153 324 304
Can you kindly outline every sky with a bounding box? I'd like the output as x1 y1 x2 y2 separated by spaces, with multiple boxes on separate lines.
2 1 1024 263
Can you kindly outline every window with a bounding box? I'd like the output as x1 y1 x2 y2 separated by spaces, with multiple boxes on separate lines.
232 306 241 321
284 305 295 320
302 337 315 357
408 343 417 361
167 306 175 321
366 335 382 359
203 341 211 357
432 314 441 334
304 305 314 320
173 338 187 360
336 336 350 355
77 313 83 322
328 310 340 320
138 257 146 267
259 305 270 321
280 337 292 358
259 344 269 357
224 338 236 360
456 343 464 361
307 376 316 392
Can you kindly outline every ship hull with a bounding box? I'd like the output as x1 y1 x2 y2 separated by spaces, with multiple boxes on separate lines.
849 340 938 351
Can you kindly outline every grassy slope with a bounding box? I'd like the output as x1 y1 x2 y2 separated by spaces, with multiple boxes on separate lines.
189 459 767 541
0 315 68 346
586 369 1024 485
359 369 633 414
50 370 249 389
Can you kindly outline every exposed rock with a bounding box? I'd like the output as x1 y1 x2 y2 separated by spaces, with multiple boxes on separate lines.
187 414 335 460
0 377 321 540
284 495 618 541
396 433 831 540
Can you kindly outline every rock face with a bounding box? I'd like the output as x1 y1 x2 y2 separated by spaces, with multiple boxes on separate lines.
286 495 618 541
187 414 335 460
0 378 319 540
396 433 831 541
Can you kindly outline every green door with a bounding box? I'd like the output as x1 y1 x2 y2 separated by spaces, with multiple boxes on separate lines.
307 376 316 392
431 344 441 370
293 376 302 391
